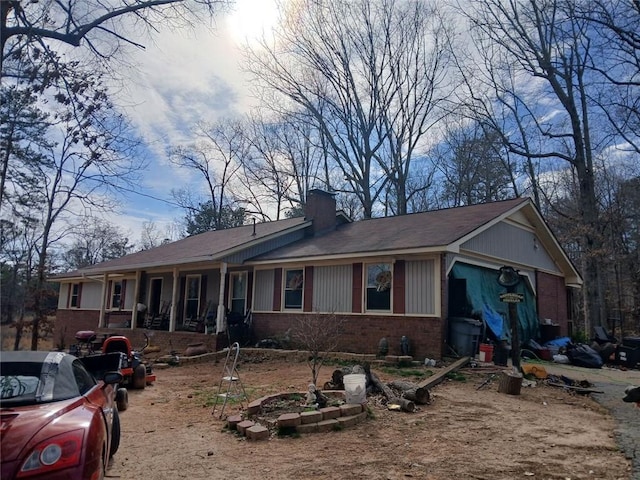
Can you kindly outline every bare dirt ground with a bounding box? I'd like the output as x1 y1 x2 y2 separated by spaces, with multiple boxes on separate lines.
107 352 636 480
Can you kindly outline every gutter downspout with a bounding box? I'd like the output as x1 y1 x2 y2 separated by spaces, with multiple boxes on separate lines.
216 262 227 334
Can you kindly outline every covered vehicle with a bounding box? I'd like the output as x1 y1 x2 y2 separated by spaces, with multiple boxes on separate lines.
0 351 122 480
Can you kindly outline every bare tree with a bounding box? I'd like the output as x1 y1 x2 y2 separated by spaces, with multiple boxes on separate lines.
1 0 230 77
578 1 640 154
169 119 248 231
291 312 343 386
60 218 133 270
246 0 453 218
433 118 517 207
4 57 144 350
457 0 612 329
241 110 325 219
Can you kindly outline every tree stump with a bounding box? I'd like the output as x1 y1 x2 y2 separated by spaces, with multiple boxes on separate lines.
498 370 523 395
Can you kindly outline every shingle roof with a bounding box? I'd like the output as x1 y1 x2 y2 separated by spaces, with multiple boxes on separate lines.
254 198 530 261
54 217 309 278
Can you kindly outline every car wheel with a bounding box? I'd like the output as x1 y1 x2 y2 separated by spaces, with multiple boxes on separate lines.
131 364 146 389
116 387 128 412
110 409 121 458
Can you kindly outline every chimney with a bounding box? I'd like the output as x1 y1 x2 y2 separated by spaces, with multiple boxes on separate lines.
304 189 337 236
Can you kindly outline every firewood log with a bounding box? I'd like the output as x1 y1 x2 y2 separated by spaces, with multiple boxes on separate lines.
387 380 430 405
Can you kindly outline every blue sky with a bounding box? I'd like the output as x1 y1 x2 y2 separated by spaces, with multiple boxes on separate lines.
104 0 280 243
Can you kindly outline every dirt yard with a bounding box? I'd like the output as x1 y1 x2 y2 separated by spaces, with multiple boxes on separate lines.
107 352 634 480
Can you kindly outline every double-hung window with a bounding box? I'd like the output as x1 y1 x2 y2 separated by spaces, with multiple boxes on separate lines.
184 275 201 321
70 283 81 308
230 272 247 315
366 263 392 311
111 281 123 309
284 269 304 309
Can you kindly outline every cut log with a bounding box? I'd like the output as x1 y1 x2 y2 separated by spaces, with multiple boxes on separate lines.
497 369 523 395
387 380 430 405
369 371 415 412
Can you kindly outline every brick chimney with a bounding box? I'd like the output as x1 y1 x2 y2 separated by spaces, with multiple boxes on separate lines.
304 189 337 236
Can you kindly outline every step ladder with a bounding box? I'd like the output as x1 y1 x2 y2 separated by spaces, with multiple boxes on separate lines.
212 342 247 418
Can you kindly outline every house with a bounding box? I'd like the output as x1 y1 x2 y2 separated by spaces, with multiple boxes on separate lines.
52 190 581 359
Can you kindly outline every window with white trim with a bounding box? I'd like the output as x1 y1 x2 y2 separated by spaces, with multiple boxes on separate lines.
366 263 392 311
230 272 247 315
110 281 123 309
184 275 201 321
284 268 304 309
70 283 81 308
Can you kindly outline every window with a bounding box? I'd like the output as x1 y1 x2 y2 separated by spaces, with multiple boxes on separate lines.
70 283 81 308
284 268 304 309
111 281 123 309
366 263 392 311
230 272 247 314
184 275 201 321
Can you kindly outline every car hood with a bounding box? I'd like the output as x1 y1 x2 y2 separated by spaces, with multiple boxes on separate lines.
1 397 82 462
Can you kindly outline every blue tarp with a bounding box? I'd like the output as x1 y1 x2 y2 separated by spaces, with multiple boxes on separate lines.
450 263 539 346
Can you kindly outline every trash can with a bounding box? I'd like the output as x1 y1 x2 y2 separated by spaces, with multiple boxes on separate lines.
448 317 482 357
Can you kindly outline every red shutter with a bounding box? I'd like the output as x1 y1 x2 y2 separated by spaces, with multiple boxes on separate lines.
393 260 405 314
303 266 313 312
352 263 362 313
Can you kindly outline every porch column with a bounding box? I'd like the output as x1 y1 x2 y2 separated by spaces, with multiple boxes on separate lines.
131 270 142 330
99 273 108 328
216 262 227 333
170 267 179 332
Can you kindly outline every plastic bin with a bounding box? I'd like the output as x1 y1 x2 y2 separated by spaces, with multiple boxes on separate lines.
448 317 482 357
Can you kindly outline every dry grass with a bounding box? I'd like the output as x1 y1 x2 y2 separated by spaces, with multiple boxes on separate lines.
0 319 56 351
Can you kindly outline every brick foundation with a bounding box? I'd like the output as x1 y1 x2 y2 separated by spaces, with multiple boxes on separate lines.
54 309 444 359
251 312 444 360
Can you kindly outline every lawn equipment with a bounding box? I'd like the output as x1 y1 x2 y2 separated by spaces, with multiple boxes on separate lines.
70 330 156 391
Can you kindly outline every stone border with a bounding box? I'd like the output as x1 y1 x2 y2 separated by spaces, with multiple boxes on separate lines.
225 391 368 440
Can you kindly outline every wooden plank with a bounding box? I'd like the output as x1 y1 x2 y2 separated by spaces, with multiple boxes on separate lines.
546 382 604 394
417 356 470 390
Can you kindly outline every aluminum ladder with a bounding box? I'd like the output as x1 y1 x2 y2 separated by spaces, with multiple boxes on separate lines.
212 342 247 418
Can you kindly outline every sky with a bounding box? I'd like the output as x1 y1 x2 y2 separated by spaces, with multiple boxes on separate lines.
106 0 280 244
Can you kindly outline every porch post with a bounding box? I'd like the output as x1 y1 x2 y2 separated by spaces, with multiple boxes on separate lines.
131 270 142 330
170 267 179 332
216 262 227 333
99 273 108 328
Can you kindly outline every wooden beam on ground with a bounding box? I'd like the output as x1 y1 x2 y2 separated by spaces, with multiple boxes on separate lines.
417 356 470 390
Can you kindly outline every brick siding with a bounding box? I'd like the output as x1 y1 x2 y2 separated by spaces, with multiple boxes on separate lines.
251 312 444 360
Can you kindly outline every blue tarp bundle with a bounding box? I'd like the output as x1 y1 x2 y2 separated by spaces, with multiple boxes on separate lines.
450 263 539 346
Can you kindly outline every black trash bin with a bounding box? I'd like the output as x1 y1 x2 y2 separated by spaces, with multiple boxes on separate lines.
448 317 482 357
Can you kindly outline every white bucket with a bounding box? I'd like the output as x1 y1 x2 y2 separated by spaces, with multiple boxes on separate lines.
343 374 366 404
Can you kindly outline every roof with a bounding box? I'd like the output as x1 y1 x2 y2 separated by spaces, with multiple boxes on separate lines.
254 198 530 261
53 216 309 279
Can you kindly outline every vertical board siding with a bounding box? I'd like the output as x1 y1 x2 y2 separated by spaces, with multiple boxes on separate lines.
405 259 436 315
58 284 70 308
312 265 352 313
80 283 103 309
462 221 559 272
253 269 275 311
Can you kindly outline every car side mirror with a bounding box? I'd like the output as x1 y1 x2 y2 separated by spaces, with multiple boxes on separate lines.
103 371 124 385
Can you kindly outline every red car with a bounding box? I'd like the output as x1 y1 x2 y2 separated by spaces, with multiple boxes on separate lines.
0 351 122 480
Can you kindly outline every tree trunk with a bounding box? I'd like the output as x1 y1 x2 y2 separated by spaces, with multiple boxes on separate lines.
369 371 415 412
387 380 430 405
